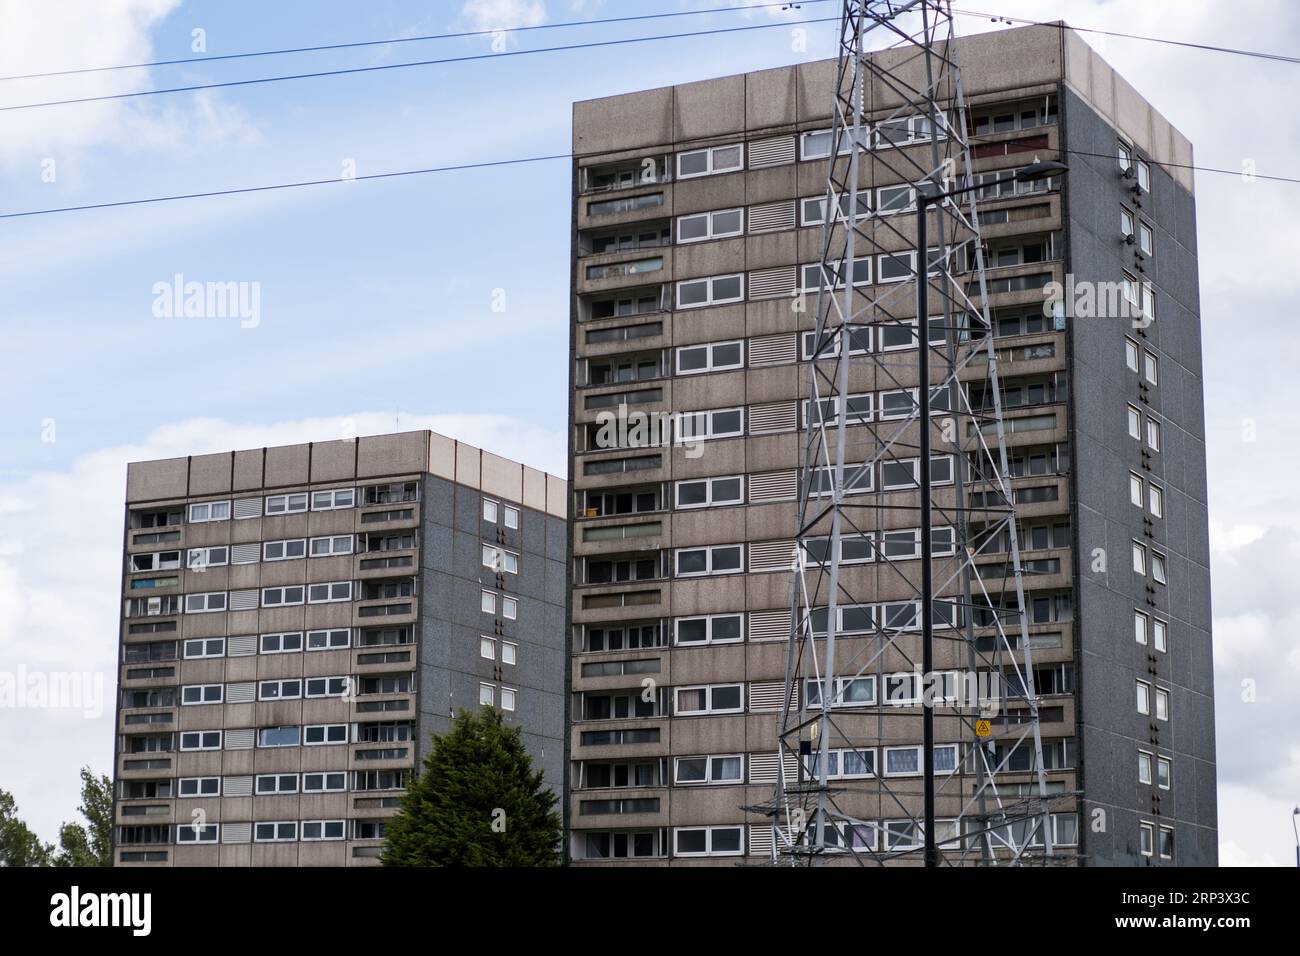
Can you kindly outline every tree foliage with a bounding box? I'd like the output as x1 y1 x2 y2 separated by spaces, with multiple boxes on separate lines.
1 767 113 867
382 707 561 867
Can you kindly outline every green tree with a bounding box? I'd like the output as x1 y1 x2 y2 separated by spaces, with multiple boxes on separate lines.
0 788 53 867
53 768 113 867
383 707 561 866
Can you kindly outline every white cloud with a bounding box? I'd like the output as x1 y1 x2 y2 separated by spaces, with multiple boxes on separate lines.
0 0 260 169
460 0 547 32
0 412 565 843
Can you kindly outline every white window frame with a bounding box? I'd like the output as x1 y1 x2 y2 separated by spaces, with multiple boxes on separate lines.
1151 551 1168 585
805 674 877 709
503 505 520 530
1139 821 1154 857
674 474 744 509
254 821 298 843
303 723 348 745
799 190 870 227
479 683 495 707
480 636 495 660
185 591 227 614
264 493 309 515
673 754 744 785
876 183 917 215
188 501 230 523
673 407 744 443
482 545 520 574
179 730 222 751
255 773 299 795
309 535 354 557
676 143 743 179
482 498 498 523
1156 756 1171 790
1129 472 1144 508
304 677 350 700
302 772 347 793
177 824 219 844
673 612 744 646
676 273 745 309
674 544 744 577
310 488 355 511
1158 826 1173 860
1154 687 1169 721
1146 415 1162 451
481 590 496 614
1138 221 1154 256
263 538 306 561
800 326 871 361
307 581 353 604
675 340 744 376
1127 404 1142 441
673 825 744 857
674 683 744 716
301 820 346 842
1120 206 1135 240
1153 618 1167 653
260 632 303 654
501 687 517 711
261 585 305 608
1134 610 1148 646
676 207 744 243
1125 336 1139 372
1136 680 1151 715
1138 750 1153 785
177 776 220 798
502 641 517 665
186 546 228 571
503 596 518 620
181 684 223 706
1143 351 1158 385
800 256 871 293
1148 483 1164 518
1132 541 1146 576
307 628 350 651
258 679 302 701
183 637 225 659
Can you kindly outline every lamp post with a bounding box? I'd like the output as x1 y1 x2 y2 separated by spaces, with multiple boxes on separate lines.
913 160 1068 867
1292 808 1299 868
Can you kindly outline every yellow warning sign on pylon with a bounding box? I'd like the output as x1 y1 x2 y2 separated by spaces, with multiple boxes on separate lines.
975 719 992 737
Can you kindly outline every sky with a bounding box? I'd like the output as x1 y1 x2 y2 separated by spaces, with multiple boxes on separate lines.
0 0 1296 866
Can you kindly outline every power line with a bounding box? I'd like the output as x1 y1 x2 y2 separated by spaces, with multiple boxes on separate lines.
2 142 1295 222
952 7 1300 66
0 14 840 113
0 1 835 83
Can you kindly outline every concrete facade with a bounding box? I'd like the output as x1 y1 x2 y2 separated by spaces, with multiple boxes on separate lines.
566 22 1214 865
112 430 566 865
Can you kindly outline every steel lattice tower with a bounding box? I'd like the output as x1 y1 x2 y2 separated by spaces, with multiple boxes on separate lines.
768 0 1066 866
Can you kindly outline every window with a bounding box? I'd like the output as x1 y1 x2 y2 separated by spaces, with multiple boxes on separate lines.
181 684 222 706
1146 416 1162 451
480 636 495 660
800 191 870 226
805 675 876 708
1151 551 1168 585
800 256 870 291
188 501 230 523
1120 206 1135 239
258 726 301 748
185 592 226 614
310 535 353 557
674 613 743 646
180 730 221 751
674 755 744 785
674 683 743 715
676 144 743 179
265 493 308 515
482 498 498 523
302 772 347 793
261 586 305 607
877 183 916 215
1153 618 1167 653
308 581 353 603
254 822 297 843
676 208 743 243
305 677 350 699
130 550 182 573
1136 680 1151 715
183 638 224 659
311 488 354 511
503 596 517 620
673 825 743 857
675 340 743 375
307 628 350 650
1134 610 1148 646
1138 221 1154 256
1118 141 1133 173
482 545 519 574
1155 687 1169 721
1156 756 1171 790
1139 821 1154 857
301 820 346 842
1158 826 1173 859
256 774 299 795
177 825 219 844
1125 337 1139 372
1127 405 1142 440
1137 159 1151 192
1129 472 1144 507
177 777 220 797
1138 750 1153 785
504 506 520 530
1143 352 1158 385
186 546 228 570
479 683 495 707
1132 541 1146 576
263 539 306 561
501 641 517 665
501 687 516 711
674 407 743 442
674 475 743 509
1148 483 1164 518
801 327 870 361
259 679 302 701
676 273 744 309
481 590 496 614
260 632 303 654
301 723 348 749
675 544 743 577
304 724 348 745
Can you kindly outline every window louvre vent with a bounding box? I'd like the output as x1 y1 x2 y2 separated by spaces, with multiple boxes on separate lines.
222 776 253 798
748 334 798 366
749 469 799 502
231 543 260 565
749 679 797 712
747 267 797 299
748 199 796 233
226 682 255 704
220 821 251 843
748 135 796 169
223 729 255 751
749 540 797 573
227 635 257 657
748 401 798 434
233 498 262 519
749 609 791 642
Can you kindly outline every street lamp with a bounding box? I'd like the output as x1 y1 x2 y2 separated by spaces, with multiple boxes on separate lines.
913 159 1068 868
1292 808 1299 868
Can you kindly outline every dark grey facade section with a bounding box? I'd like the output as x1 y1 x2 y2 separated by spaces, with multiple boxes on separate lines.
416 476 568 795
1062 87 1217 865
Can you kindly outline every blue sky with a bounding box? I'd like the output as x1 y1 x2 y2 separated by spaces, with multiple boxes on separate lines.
2 0 1299 867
